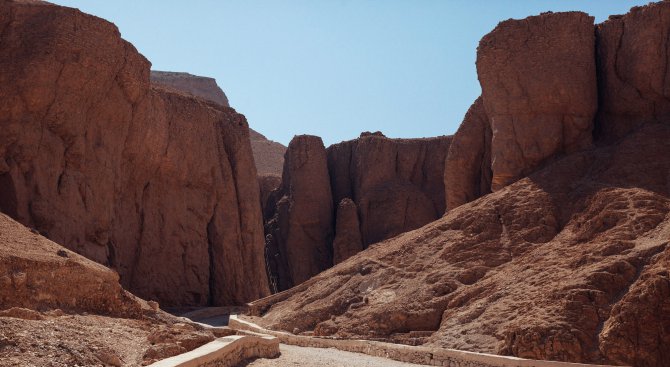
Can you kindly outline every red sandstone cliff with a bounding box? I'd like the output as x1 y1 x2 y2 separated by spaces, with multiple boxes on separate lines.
0 0 269 306
150 70 287 176
257 5 670 367
262 132 451 291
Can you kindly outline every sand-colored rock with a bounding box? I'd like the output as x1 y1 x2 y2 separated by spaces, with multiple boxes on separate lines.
595 1 670 141
333 198 364 265
477 11 597 190
444 97 492 211
0 0 268 306
259 122 670 367
265 135 334 290
327 133 452 246
250 129 288 176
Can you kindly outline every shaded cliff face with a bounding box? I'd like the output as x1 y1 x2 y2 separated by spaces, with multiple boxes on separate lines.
263 132 451 291
150 70 287 176
327 133 452 246
0 0 269 306
264 136 334 291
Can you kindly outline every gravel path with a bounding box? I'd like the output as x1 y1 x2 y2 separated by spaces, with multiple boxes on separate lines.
241 344 429 367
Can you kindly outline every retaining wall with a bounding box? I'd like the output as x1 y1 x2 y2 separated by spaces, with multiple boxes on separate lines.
229 316 620 367
147 334 279 367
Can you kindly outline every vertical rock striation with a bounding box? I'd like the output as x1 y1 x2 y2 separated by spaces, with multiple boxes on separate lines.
264 135 334 290
0 0 269 306
477 12 597 190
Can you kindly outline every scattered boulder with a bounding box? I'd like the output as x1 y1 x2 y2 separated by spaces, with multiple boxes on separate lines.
477 11 597 190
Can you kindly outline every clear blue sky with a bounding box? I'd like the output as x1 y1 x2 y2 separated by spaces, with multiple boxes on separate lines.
51 1 647 146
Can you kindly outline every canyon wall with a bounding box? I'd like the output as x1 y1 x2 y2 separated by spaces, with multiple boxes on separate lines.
151 70 287 176
264 132 451 290
259 5 670 367
0 0 269 306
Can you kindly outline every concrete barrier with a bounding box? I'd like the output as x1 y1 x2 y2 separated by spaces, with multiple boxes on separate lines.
228 316 620 367
147 334 279 367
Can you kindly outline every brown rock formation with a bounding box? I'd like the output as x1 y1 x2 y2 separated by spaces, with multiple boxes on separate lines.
596 1 670 141
258 173 281 216
444 97 492 211
259 122 670 367
0 212 219 366
150 70 230 106
332 198 363 264
477 11 597 190
150 70 287 175
0 0 268 306
249 129 287 176
328 133 452 246
264 135 334 290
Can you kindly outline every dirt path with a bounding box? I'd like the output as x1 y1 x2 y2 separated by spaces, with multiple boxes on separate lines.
241 344 429 367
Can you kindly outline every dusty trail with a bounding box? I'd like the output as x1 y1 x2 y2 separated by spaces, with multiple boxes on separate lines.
242 344 428 367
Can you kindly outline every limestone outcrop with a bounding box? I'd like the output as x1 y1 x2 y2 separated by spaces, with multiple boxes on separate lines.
264 135 334 291
0 0 269 306
477 11 597 190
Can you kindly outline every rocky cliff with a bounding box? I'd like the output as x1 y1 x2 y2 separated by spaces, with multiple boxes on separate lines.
257 5 670 367
150 70 230 107
263 132 451 290
151 70 287 176
0 0 269 306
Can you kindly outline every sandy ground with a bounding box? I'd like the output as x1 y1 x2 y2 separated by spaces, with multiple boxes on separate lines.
242 344 428 367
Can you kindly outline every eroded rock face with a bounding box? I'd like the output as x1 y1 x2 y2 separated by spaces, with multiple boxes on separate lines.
444 97 492 211
150 70 230 107
0 0 268 306
149 70 287 176
477 11 597 190
596 2 670 141
264 135 333 290
328 134 452 246
260 123 670 367
333 198 363 265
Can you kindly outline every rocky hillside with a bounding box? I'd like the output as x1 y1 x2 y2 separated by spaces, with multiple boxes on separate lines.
151 70 287 176
0 0 269 306
0 212 218 366
258 4 670 367
263 132 451 291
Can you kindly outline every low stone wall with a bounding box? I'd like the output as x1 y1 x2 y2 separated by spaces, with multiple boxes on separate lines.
147 335 279 367
229 316 619 367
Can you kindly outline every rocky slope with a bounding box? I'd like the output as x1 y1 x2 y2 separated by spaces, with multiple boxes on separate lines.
0 0 269 306
263 132 452 291
260 122 670 367
151 70 287 176
258 4 670 367
0 212 218 366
